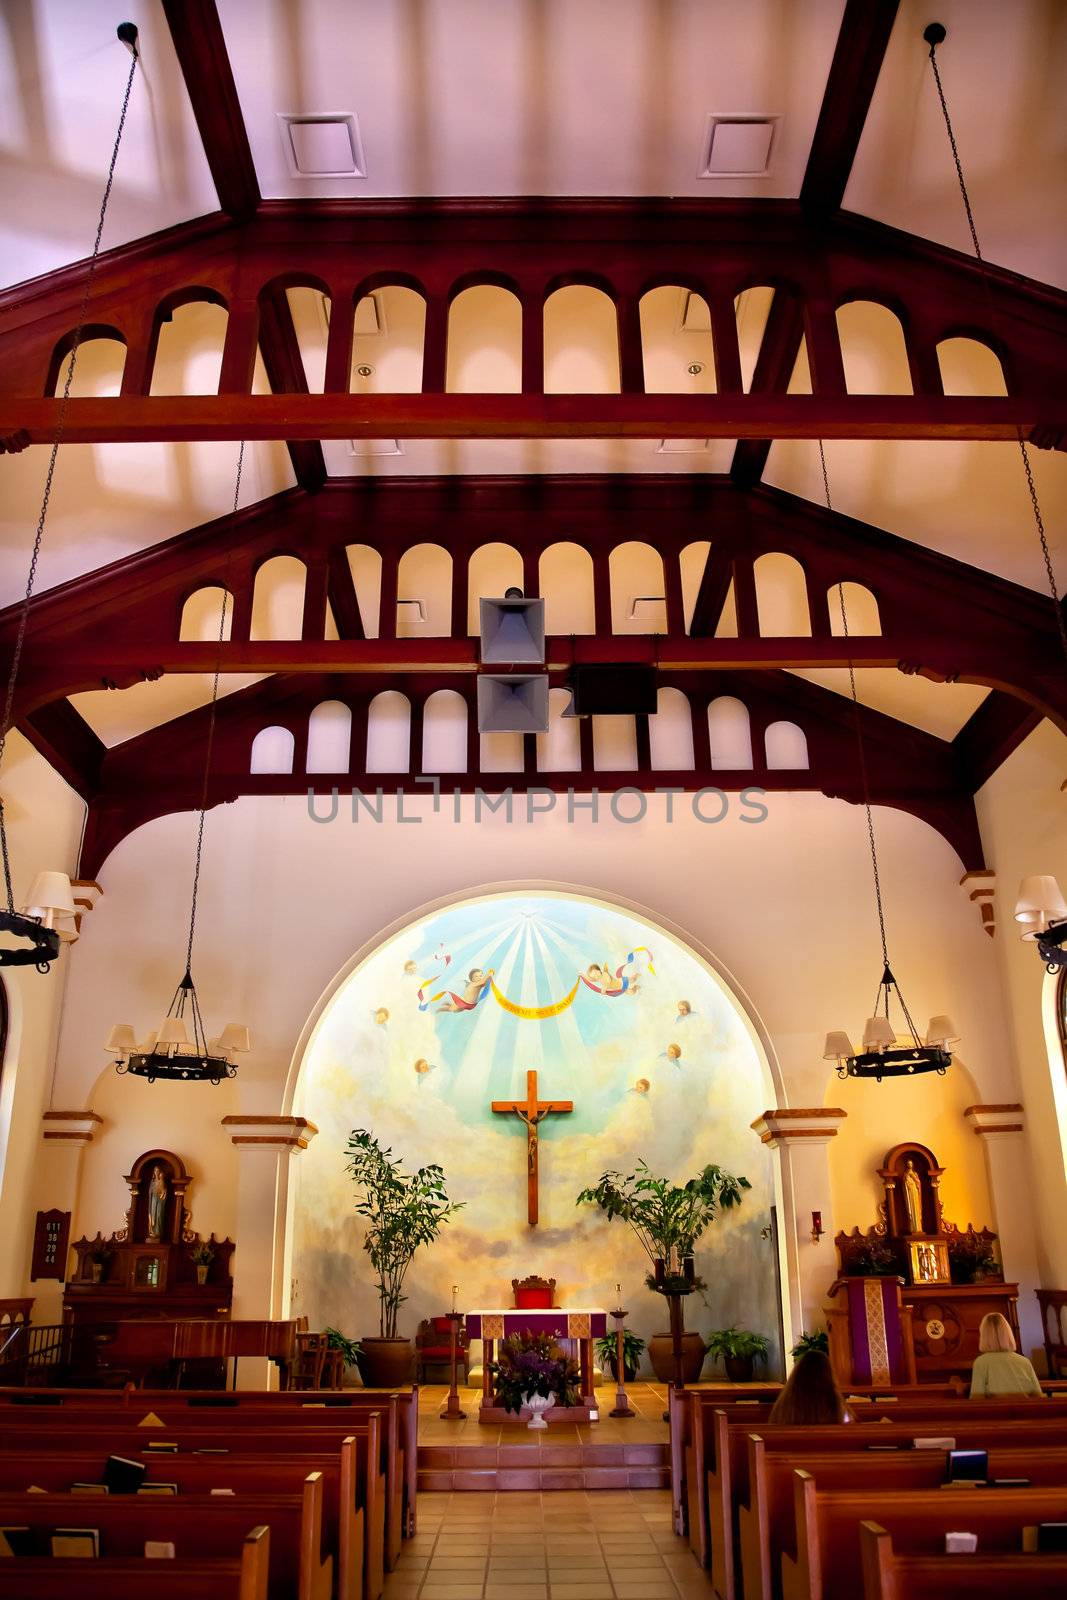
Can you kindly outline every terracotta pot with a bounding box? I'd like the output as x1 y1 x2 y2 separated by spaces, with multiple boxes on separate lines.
648 1331 705 1384
356 1337 414 1387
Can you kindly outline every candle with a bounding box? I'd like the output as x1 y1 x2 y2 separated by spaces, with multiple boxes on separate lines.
615 1282 621 1303
451 1284 458 1312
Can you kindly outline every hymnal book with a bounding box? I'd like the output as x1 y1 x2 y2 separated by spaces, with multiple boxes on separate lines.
104 1454 147 1494
71 1482 109 1495
51 1527 100 1558
990 1477 1030 1488
914 1436 956 1450
1023 1523 1067 1553
193 1447 229 1454
865 1444 901 1452
144 1441 179 1452
145 1540 176 1559
0 1527 33 1558
137 1482 178 1495
944 1531 978 1554
211 1487 235 1495
946 1448 989 1484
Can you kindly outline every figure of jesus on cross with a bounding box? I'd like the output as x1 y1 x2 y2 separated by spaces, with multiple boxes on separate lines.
491 1069 573 1226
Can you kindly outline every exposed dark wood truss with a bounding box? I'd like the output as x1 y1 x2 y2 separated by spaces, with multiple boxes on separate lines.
160 0 260 223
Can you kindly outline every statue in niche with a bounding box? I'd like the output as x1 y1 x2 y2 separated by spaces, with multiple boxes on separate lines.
903 1160 924 1235
146 1165 168 1242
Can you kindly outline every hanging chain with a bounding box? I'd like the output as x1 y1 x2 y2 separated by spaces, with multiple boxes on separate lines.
184 443 244 977
926 34 1067 668
819 441 891 971
0 45 139 910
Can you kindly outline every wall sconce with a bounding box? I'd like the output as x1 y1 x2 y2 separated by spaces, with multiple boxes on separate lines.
811 1210 824 1245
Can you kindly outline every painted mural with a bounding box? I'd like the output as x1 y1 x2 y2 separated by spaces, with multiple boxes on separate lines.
292 891 782 1374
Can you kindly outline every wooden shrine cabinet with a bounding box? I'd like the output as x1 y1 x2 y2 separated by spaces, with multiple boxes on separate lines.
835 1140 1016 1381
63 1148 234 1327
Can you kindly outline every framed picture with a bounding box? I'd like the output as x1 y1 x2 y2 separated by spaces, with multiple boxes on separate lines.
908 1237 950 1285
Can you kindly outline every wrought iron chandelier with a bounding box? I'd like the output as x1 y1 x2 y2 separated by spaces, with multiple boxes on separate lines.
817 433 959 1081
0 26 139 973
107 441 250 1084
922 22 1067 977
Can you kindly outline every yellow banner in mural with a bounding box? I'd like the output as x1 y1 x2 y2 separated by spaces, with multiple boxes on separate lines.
489 977 581 1019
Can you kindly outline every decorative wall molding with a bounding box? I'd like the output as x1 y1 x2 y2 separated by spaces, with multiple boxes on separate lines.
960 869 997 939
751 1107 847 1145
41 1109 103 1145
222 1114 318 1150
963 1103 1025 1137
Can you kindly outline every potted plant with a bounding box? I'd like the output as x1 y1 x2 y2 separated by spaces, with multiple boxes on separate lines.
790 1329 829 1360
845 1239 900 1277
594 1329 646 1383
88 1245 112 1284
323 1326 362 1384
577 1159 750 1385
190 1242 215 1286
948 1234 999 1285
345 1128 463 1387
705 1326 770 1383
487 1331 580 1429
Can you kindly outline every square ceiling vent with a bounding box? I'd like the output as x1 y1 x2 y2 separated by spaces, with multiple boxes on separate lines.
699 115 779 178
279 114 366 177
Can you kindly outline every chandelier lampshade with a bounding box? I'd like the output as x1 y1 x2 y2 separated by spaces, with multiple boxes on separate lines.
822 1031 855 1063
1013 874 1067 971
924 1015 960 1048
862 1016 897 1053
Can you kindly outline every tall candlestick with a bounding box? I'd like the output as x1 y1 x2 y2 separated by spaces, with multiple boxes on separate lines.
451 1283 458 1312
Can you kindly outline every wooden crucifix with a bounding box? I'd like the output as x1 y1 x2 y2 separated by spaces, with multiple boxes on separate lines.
491 1069 573 1227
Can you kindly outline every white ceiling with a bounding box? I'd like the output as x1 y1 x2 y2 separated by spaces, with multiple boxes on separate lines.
218 0 845 200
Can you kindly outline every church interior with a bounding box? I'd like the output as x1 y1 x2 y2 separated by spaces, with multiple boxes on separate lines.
0 0 1066 1594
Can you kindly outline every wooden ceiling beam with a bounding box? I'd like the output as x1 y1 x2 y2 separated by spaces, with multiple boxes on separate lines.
732 0 899 485
256 282 328 491
20 699 104 800
0 392 1060 447
161 0 260 223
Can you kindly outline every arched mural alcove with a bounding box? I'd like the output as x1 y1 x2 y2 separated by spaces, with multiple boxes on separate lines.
287 884 794 1374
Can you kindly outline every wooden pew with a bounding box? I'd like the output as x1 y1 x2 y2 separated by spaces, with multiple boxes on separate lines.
0 1419 384 1600
0 1437 367 1600
707 1409 1067 1600
0 1524 270 1600
782 1476 1067 1600
859 1519 1067 1600
0 1478 331 1600
743 1439 1067 1600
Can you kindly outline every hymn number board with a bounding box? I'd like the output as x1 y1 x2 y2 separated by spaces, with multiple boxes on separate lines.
31 1208 71 1281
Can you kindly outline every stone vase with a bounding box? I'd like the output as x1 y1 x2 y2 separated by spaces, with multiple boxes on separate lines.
523 1392 556 1430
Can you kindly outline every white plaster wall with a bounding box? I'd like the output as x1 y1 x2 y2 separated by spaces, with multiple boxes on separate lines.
976 721 1067 1283
0 733 85 1295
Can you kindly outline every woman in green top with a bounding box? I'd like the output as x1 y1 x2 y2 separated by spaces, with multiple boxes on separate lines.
969 1312 1043 1397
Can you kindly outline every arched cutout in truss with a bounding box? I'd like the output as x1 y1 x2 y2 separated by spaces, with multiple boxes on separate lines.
179 585 234 642
250 725 295 775
397 543 452 637
467 542 524 634
543 284 620 393
422 689 468 774
481 728 524 775
610 541 667 634
48 328 126 397
366 690 411 773
540 542 596 634
447 284 522 393
639 286 716 393
150 293 229 395
734 285 812 395
250 555 307 641
280 282 330 393
649 687 695 771
593 715 638 772
828 581 881 636
344 545 382 639
307 700 353 774
836 300 912 396
765 720 809 770
708 696 753 770
679 541 739 638
536 687 582 772
754 552 810 637
936 336 1009 397
351 284 426 392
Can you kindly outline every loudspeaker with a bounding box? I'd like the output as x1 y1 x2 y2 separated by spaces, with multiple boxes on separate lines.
479 596 546 664
477 674 550 733
562 664 657 716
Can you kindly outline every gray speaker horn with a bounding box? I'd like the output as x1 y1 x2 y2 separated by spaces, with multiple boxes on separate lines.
479 596 546 664
477 673 550 733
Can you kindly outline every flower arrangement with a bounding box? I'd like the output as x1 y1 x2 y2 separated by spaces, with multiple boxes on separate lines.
844 1238 900 1277
487 1331 580 1416
190 1242 215 1267
948 1232 999 1284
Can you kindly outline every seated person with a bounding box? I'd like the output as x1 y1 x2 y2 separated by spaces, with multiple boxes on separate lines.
969 1312 1043 1397
768 1350 849 1425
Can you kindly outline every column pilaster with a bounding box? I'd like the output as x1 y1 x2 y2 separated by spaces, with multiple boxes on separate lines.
34 1110 103 1319
751 1107 847 1339
964 1103 1043 1360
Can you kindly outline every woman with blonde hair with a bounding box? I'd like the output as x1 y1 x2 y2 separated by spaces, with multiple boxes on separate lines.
969 1312 1043 1397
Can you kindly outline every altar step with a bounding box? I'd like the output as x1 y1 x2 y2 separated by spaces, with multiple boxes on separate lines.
417 1437 670 1492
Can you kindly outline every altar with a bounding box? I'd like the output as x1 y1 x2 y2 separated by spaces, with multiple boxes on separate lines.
467 1307 608 1418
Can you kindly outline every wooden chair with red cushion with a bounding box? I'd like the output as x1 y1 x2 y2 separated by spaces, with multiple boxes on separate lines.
415 1317 468 1383
512 1275 557 1309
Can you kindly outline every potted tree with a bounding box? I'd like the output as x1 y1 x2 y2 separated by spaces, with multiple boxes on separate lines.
705 1326 770 1383
345 1128 463 1387
577 1160 750 1386
594 1329 646 1383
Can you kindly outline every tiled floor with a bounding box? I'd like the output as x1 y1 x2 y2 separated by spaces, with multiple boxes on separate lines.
417 1382 670 1444
384 1489 711 1599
